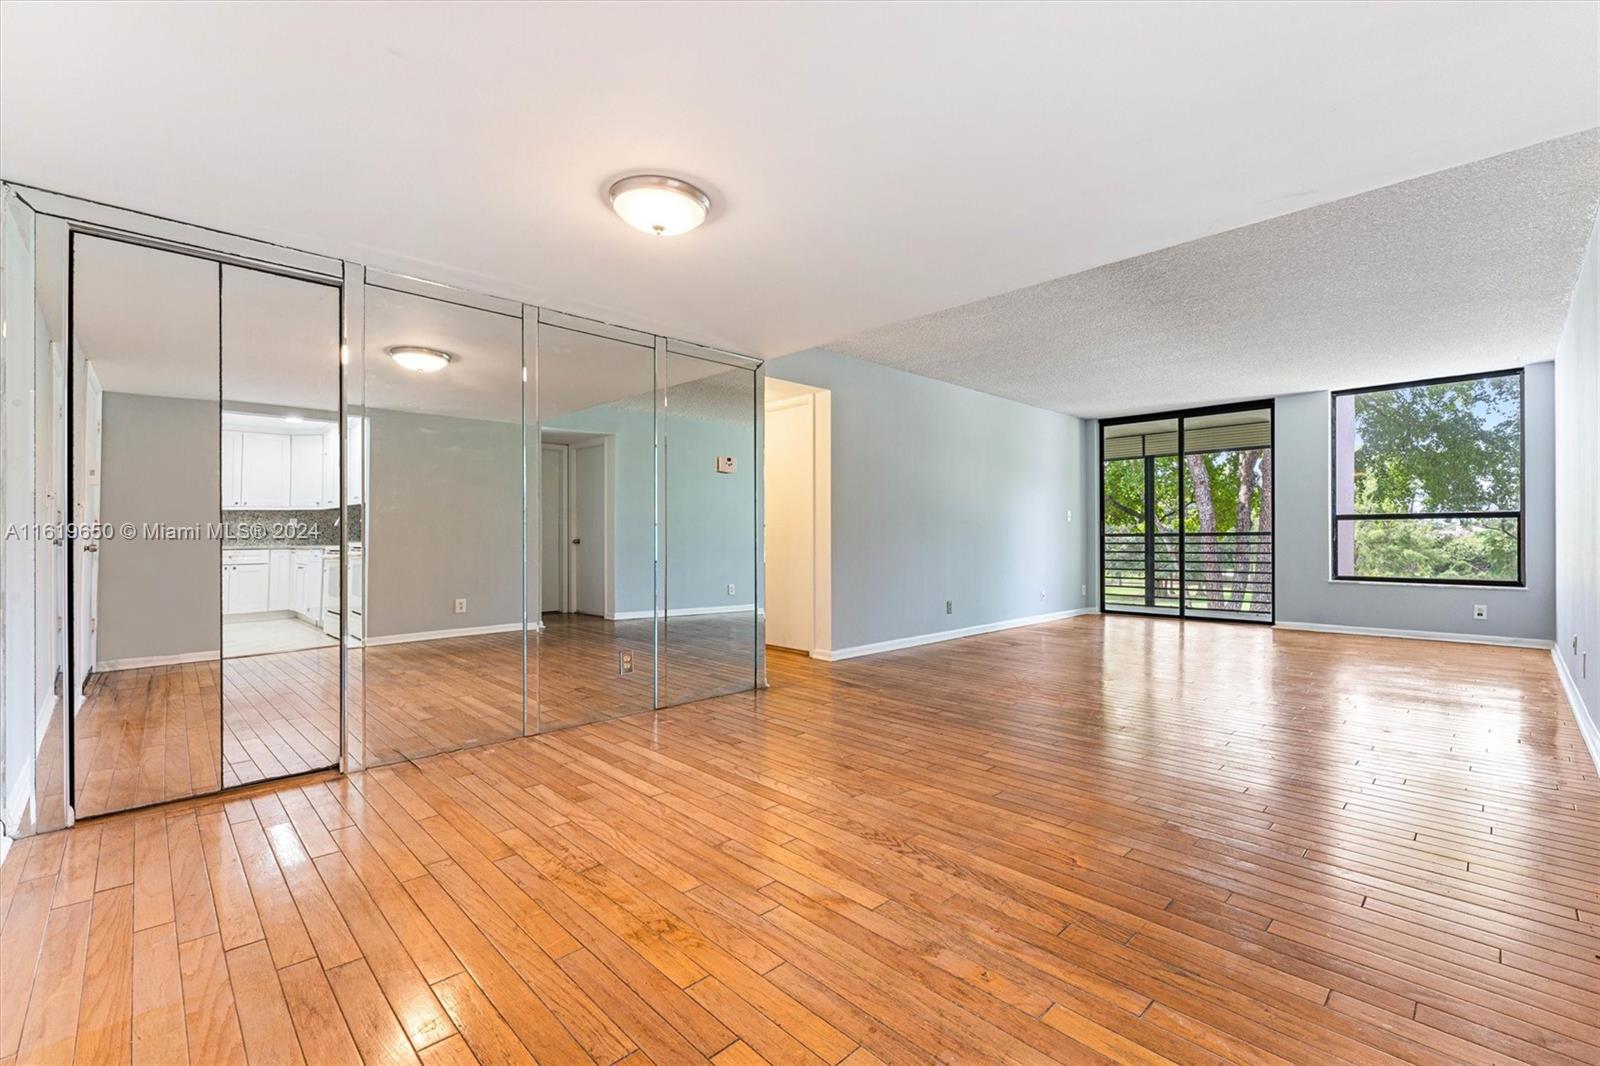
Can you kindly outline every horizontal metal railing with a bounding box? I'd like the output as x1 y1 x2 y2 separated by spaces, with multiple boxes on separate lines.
1105 530 1272 617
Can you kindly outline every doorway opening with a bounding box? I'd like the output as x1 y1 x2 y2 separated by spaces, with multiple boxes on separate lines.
762 378 831 656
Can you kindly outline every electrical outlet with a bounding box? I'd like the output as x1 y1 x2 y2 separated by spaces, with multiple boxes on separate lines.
1081 584 1087 597
454 598 467 614
1472 604 1487 620
619 650 633 675
727 583 736 596
1574 635 1580 654
945 600 953 615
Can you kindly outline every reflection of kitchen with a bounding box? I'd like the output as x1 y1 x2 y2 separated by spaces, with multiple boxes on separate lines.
221 409 362 657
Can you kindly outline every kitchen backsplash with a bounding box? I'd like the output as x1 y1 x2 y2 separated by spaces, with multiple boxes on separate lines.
225 504 362 547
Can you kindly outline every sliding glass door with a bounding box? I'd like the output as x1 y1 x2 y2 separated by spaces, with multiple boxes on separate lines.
1100 402 1274 623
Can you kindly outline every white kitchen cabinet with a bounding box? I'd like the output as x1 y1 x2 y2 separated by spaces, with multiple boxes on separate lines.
222 430 243 508
345 417 363 505
225 562 270 614
290 435 325 508
239 432 291 508
291 549 322 622
268 549 292 611
322 426 339 507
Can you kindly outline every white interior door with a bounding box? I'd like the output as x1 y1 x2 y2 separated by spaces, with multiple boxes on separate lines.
540 444 567 614
573 441 606 616
763 396 814 651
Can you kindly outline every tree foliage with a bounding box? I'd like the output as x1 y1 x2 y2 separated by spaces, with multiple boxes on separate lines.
1346 376 1520 581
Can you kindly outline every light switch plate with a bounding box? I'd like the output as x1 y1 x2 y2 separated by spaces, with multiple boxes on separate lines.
715 455 737 474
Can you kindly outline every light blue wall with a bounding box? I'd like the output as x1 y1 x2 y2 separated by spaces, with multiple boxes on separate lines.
1274 361 1556 642
545 403 756 615
766 348 1090 651
1555 218 1599 740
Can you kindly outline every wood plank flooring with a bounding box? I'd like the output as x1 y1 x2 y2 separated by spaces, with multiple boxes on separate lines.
9 614 1599 1064
72 615 759 817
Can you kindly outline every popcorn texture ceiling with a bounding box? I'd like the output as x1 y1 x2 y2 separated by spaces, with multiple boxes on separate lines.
827 131 1600 419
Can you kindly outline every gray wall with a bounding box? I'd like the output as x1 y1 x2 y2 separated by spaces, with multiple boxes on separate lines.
546 401 757 615
367 409 523 638
1555 218 1599 736
766 348 1089 651
1274 361 1556 642
98 392 221 662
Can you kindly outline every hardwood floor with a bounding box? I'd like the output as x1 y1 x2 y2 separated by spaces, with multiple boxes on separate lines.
73 615 759 817
11 614 1599 1064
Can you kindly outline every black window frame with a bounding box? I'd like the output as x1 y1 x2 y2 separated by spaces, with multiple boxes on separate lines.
1099 397 1277 626
1329 367 1525 588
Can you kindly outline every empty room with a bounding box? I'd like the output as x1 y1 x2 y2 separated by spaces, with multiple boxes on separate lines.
1 2 1598 1064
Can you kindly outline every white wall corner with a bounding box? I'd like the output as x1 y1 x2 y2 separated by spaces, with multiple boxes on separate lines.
1551 645 1600 776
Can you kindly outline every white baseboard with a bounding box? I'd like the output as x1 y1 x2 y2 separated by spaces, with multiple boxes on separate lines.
1551 645 1600 775
611 604 757 621
364 622 523 647
813 608 1095 662
1275 620 1553 650
96 649 221 672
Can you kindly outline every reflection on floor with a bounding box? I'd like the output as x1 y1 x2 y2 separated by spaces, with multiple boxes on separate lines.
70 613 759 816
72 660 223 818
223 616 335 657
9 616 1596 1064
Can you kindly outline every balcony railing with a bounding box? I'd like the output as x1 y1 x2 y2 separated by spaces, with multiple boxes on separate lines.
1104 530 1271 619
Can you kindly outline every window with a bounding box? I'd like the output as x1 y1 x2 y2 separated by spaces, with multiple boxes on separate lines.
1331 369 1523 585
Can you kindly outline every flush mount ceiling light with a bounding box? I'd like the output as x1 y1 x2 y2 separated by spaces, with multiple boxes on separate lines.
608 174 711 236
388 346 452 373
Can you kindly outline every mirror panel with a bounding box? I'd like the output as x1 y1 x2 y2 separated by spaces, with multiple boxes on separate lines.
362 284 525 764
534 318 656 730
660 351 758 707
219 264 343 787
70 236 223 816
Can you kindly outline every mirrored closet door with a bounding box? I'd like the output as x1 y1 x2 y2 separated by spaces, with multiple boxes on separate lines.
70 235 224 817
533 313 657 730
360 281 527 766
659 345 759 707
219 264 343 787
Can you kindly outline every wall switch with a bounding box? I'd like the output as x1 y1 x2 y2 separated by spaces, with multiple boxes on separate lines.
1473 604 1487 620
454 598 467 614
727 583 736 596
715 455 737 474
619 650 633 675
945 600 953 615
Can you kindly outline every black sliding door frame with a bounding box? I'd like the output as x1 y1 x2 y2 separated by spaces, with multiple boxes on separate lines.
1099 398 1276 625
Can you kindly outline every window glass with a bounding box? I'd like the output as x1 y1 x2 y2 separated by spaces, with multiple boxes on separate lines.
1333 371 1522 584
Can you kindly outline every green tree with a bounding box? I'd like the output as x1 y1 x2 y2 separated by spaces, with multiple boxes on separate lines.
1347 376 1520 580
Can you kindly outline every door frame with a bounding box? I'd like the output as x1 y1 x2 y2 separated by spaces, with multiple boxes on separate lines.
539 441 569 614
1098 397 1276 625
761 384 833 656
569 436 614 618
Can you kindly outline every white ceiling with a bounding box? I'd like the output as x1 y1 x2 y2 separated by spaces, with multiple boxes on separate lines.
3 1 1596 378
829 131 1600 417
